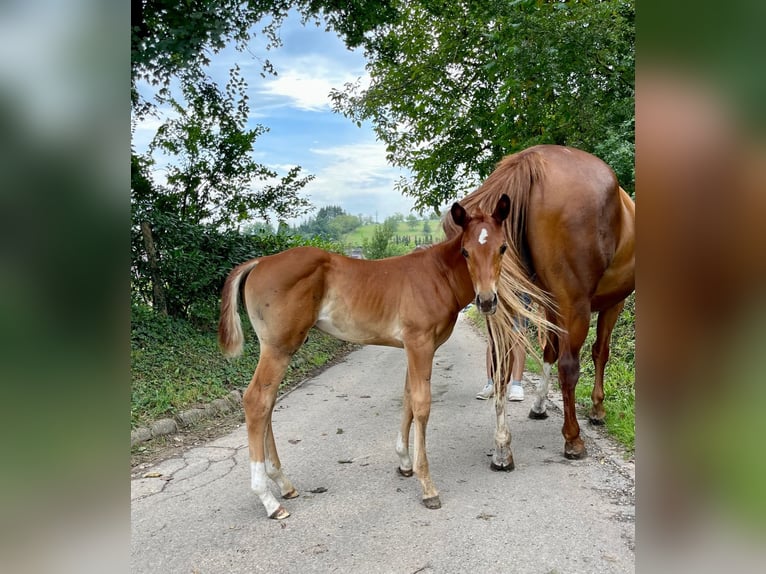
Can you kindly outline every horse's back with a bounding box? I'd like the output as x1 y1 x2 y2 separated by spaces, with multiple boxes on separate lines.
527 146 634 308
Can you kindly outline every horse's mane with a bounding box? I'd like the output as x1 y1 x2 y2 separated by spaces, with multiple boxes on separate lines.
443 148 560 383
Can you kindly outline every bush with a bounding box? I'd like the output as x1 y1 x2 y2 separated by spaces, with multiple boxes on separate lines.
131 218 341 329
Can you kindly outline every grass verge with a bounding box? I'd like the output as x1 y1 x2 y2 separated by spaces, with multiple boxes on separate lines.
131 306 354 430
464 293 635 453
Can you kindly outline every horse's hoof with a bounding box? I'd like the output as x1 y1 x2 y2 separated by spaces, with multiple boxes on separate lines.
269 505 290 520
588 416 606 426
564 441 587 459
423 496 441 509
490 459 515 472
528 409 548 420
397 466 414 477
282 489 299 499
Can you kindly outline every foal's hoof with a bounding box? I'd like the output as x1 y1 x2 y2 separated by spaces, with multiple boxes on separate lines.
397 466 414 477
282 489 299 499
564 440 587 460
490 459 515 472
528 409 548 420
588 415 606 426
269 505 290 520
422 495 442 509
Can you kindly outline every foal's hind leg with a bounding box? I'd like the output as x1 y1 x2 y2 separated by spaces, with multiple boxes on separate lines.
243 344 293 519
396 371 414 477
589 301 625 425
265 419 298 499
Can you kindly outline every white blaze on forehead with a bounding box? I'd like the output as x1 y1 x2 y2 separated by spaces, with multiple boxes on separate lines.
478 227 489 244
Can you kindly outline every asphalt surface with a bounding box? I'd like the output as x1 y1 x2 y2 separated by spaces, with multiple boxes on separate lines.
131 314 635 573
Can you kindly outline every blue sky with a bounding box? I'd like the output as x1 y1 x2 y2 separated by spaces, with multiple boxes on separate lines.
132 11 420 226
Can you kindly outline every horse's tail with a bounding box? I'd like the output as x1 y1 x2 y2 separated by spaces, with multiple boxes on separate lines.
444 147 560 379
218 258 260 358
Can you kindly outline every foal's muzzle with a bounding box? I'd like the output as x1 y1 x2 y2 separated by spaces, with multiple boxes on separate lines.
476 292 498 315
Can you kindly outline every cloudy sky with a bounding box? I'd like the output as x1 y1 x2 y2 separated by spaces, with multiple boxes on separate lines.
132 11 419 226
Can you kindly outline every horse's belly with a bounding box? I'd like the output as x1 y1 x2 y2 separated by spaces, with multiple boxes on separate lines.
315 307 404 348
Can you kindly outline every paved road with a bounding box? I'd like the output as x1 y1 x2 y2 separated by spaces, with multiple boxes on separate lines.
131 314 635 573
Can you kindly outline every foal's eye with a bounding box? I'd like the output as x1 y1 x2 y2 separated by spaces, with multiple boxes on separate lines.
500 244 508 255
461 248 469 258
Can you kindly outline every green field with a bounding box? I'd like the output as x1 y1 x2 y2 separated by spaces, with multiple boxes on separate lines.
342 218 445 247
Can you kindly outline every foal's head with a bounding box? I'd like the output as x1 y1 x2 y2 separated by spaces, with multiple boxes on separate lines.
450 194 511 315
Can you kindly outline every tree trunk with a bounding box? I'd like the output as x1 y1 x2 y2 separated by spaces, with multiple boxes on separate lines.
140 220 167 316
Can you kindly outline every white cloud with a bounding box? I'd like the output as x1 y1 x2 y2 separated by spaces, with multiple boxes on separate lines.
257 55 368 112
289 140 416 223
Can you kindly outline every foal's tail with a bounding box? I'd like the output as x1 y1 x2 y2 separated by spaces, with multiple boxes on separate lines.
218 259 260 358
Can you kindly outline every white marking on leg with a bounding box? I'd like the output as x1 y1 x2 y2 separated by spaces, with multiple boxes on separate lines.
251 461 281 517
396 431 412 472
478 227 489 244
532 362 553 414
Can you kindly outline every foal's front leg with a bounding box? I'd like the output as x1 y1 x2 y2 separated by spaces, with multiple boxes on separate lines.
404 344 441 509
491 356 515 471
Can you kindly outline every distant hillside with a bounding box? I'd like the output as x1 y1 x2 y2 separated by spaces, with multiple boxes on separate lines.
342 218 445 248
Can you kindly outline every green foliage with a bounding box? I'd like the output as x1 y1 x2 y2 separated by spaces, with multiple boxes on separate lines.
342 216 443 248
362 218 396 259
131 204 341 327
145 67 312 227
131 302 352 429
296 205 362 240
131 1 399 113
577 293 636 452
361 215 418 258
332 0 635 209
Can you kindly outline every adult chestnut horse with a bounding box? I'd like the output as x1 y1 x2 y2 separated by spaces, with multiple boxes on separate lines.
444 145 635 467
219 196 511 519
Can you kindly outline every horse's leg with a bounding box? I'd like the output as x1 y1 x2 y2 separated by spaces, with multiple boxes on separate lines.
489 331 514 470
589 300 625 425
529 313 560 419
490 378 515 471
558 310 591 459
264 418 298 499
396 368 414 477
243 344 292 519
404 342 440 509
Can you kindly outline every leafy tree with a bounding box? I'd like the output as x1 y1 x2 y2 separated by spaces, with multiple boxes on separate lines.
147 68 312 227
296 205 361 240
332 0 635 209
406 213 418 230
131 1 399 322
328 214 363 237
362 216 408 259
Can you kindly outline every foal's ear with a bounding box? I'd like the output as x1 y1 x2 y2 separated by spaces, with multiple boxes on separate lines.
451 202 470 228
492 193 511 224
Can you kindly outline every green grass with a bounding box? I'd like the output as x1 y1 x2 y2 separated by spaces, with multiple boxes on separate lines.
342 218 445 247
577 294 635 452
131 306 353 429
465 294 636 453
